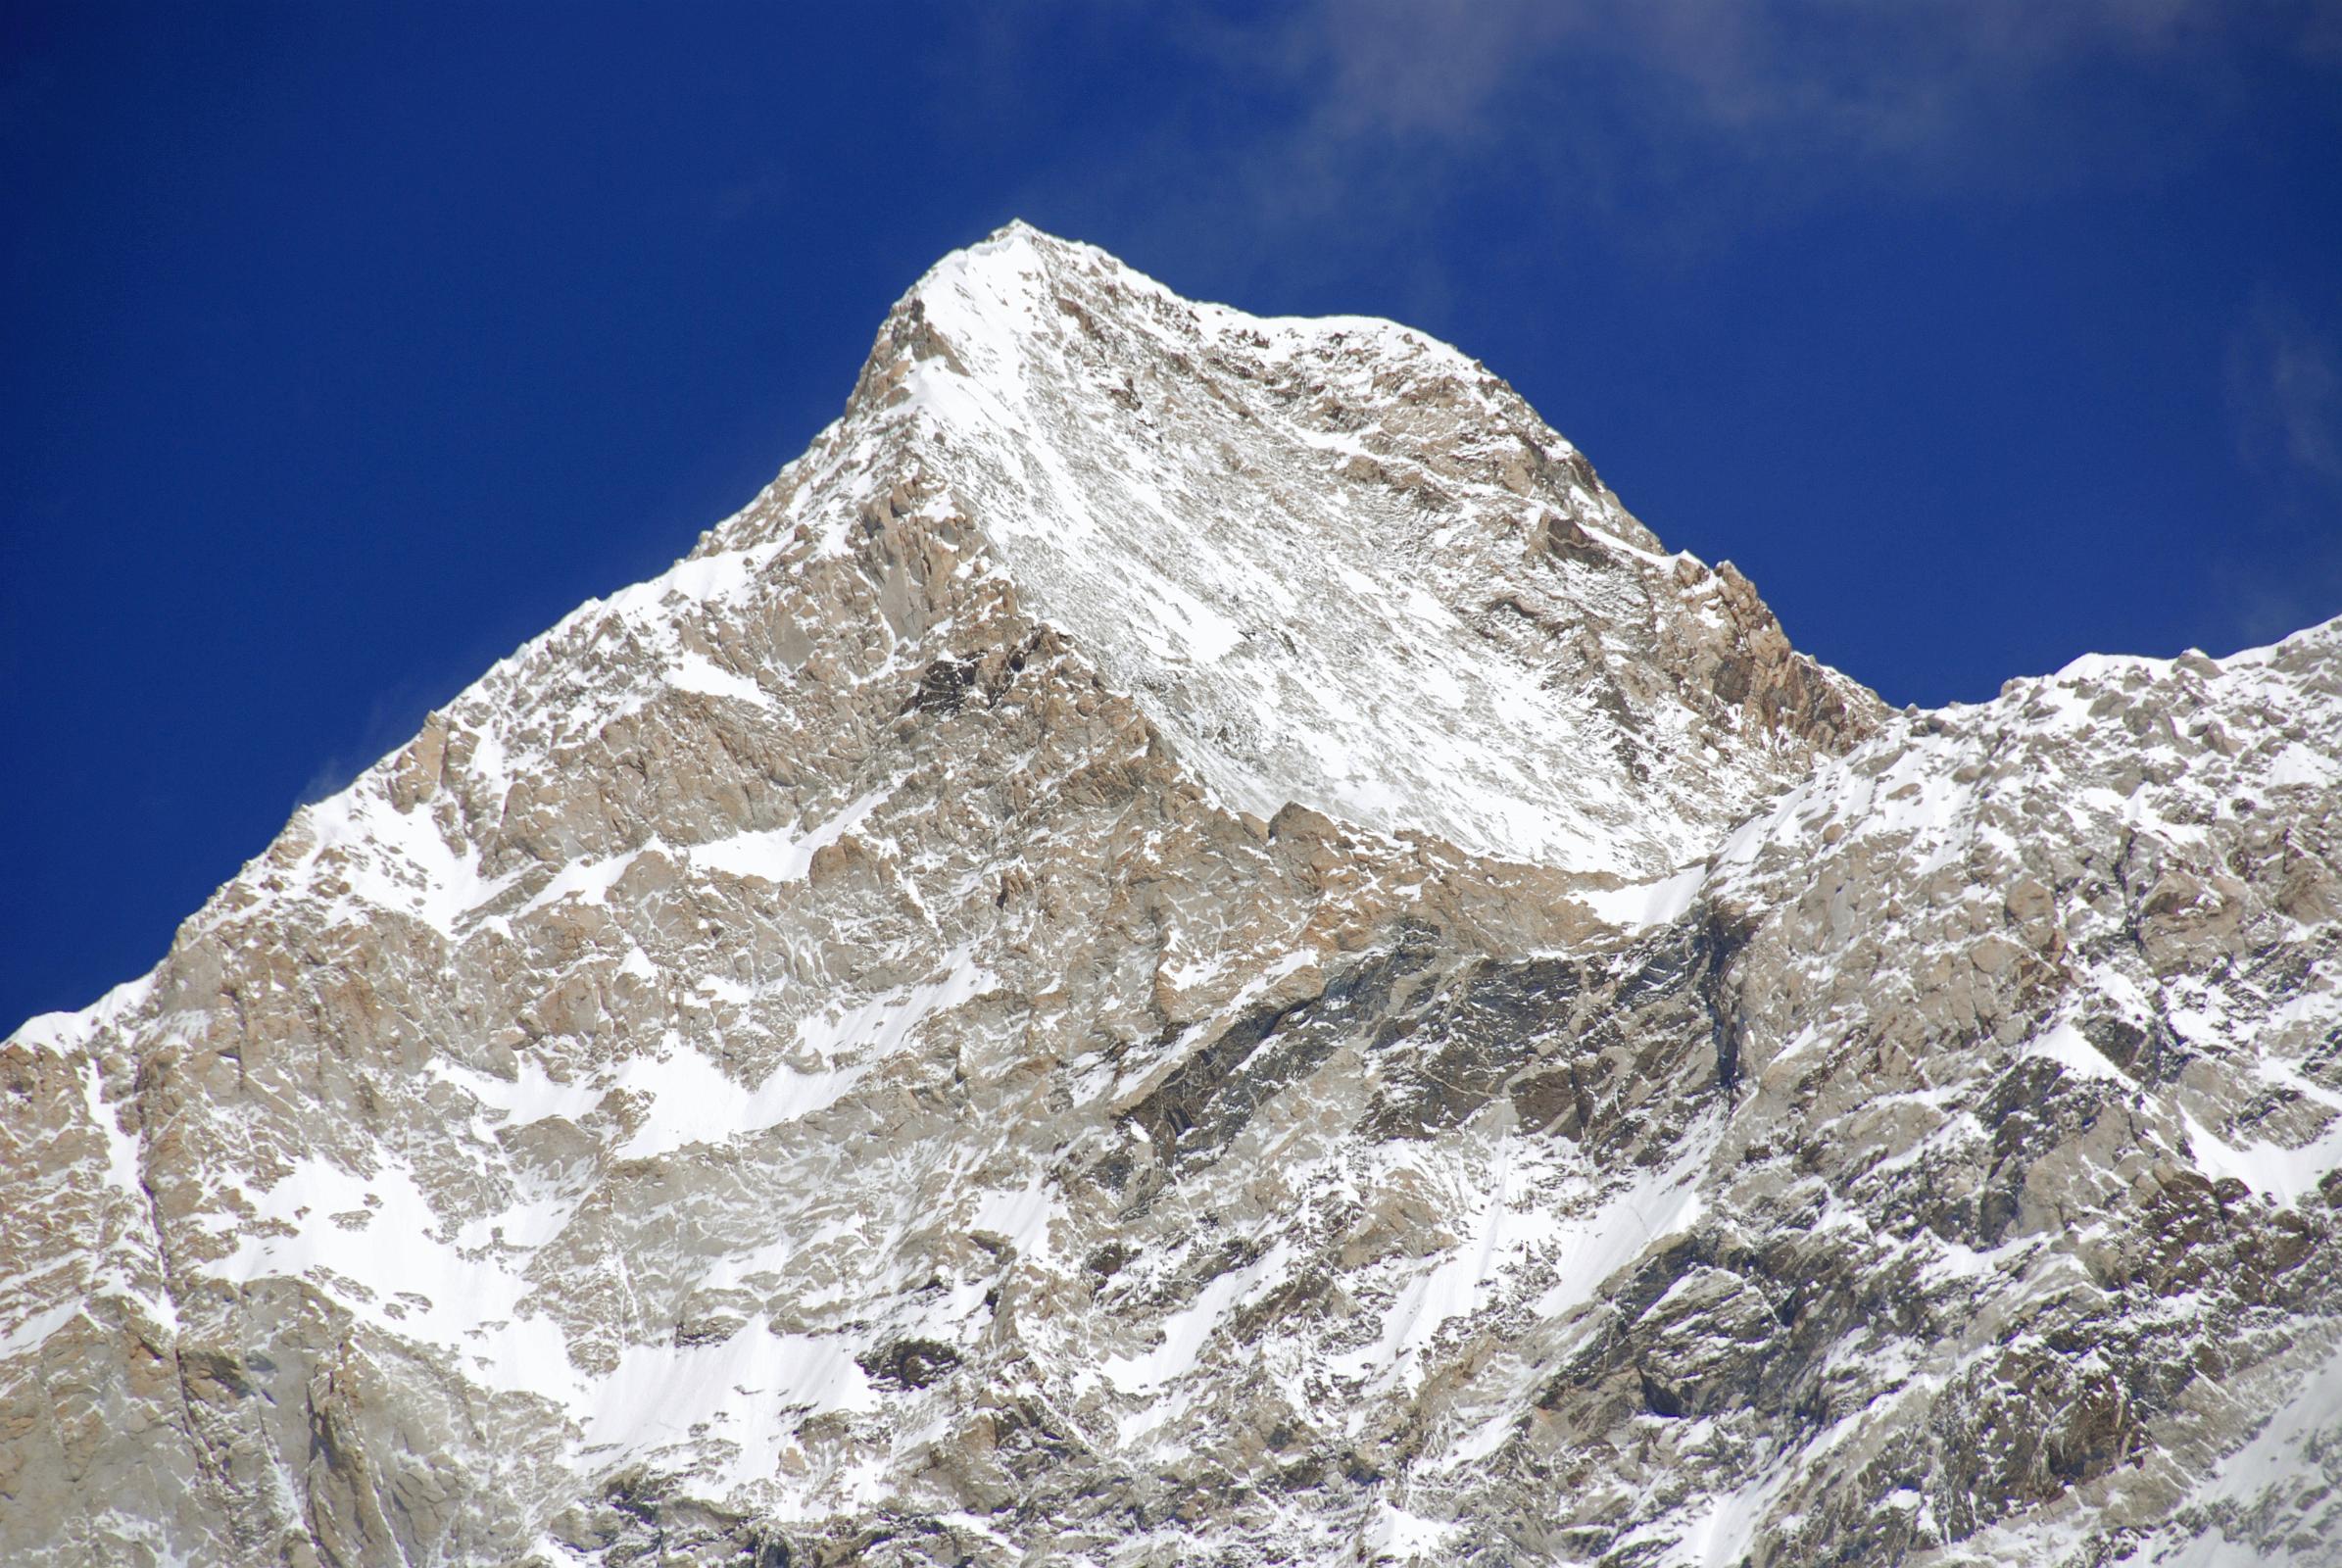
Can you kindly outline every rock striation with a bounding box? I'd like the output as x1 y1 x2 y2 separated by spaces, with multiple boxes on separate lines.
4 224 2337 1567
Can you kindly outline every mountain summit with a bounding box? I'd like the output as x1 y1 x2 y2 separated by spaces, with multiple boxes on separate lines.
6 227 2339 1567
841 223 1876 876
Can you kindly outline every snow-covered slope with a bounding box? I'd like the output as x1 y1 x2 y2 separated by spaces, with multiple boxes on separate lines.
812 222 1876 877
3 226 2336 1568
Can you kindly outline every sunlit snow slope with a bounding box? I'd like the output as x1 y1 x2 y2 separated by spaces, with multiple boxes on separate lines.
829 223 1876 878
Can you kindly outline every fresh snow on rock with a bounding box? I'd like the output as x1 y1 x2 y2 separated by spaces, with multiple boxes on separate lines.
865 223 1873 877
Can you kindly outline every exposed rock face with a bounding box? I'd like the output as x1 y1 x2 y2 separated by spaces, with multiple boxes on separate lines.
4 224 2337 1568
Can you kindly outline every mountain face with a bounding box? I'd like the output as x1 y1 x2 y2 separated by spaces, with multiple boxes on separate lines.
5 224 2338 1568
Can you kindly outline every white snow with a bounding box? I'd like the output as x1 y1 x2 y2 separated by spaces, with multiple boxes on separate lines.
214 1152 576 1391
665 651 770 707
0 1301 83 1357
512 843 647 919
2028 1020 2129 1086
2116 1336 2342 1567
1355 1498 1458 1562
618 950 990 1159
2179 1106 2342 1208
1577 864 1708 928
583 1329 876 1490
80 1057 143 1195
690 789 890 884
1529 1142 1713 1325
888 224 1816 877
1104 1243 1292 1396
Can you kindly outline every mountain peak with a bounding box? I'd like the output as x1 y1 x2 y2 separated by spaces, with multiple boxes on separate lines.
811 228 1880 877
7 227 2340 1568
889 221 1132 347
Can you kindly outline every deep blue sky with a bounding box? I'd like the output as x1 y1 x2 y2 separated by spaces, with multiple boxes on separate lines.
6 2 2340 1028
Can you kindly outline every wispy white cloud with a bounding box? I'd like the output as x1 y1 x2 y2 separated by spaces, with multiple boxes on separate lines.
1121 0 2337 263
2228 295 2342 490
2218 294 2342 644
974 0 2329 310
1266 0 2334 163
978 0 2334 344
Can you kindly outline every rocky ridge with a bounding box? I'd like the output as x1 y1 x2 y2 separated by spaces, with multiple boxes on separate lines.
3 225 2337 1567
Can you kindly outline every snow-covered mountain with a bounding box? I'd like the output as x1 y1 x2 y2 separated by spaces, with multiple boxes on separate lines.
5 224 2337 1567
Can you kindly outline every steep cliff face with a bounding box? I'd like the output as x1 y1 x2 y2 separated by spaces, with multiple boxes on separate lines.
4 226 2335 1568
